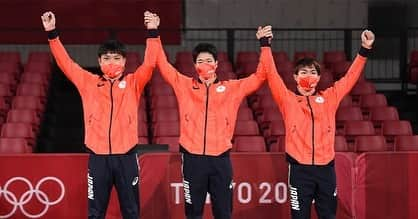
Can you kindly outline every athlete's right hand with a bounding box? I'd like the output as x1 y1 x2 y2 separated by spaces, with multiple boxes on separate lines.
144 11 160 29
41 11 56 32
256 25 273 40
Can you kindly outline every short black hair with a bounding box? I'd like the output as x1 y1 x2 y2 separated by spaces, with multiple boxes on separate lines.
98 39 126 58
192 43 217 63
294 57 321 75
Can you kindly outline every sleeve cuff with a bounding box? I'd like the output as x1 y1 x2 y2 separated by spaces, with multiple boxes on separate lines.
359 46 372 58
259 37 271 47
47 29 59 40
148 29 159 38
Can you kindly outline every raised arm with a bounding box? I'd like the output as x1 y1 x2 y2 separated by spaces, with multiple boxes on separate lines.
41 11 93 91
237 26 274 97
154 19 189 89
132 11 161 91
262 28 291 106
330 30 375 102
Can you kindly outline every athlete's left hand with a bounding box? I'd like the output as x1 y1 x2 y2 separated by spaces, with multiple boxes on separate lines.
361 30 375 49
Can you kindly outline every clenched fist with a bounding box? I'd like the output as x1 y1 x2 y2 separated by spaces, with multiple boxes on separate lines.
361 30 375 49
144 11 160 30
41 11 56 32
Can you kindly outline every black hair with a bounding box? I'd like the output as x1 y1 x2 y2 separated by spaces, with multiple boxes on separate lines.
294 57 321 75
192 43 217 63
97 39 126 58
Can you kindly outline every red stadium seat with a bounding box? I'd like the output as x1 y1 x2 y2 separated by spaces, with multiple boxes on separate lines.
150 84 175 96
269 136 286 152
331 61 351 80
236 51 258 66
359 94 388 109
336 107 363 133
216 62 234 73
263 121 285 145
16 83 46 97
20 72 49 85
217 52 229 62
6 109 40 128
152 108 179 123
27 52 51 63
0 52 21 64
138 122 148 137
355 135 389 152
237 62 258 77
138 108 147 122
154 136 179 152
350 81 376 96
256 107 283 130
343 121 376 142
0 72 18 87
276 61 294 73
369 107 399 123
236 108 254 121
334 136 350 152
254 84 271 96
0 97 8 117
150 96 178 109
317 69 334 91
175 51 193 64
251 95 276 112
233 136 266 152
382 120 413 147
381 120 413 137
11 96 44 112
0 84 13 97
0 138 31 153
394 135 418 151
175 62 195 71
273 51 290 64
125 52 142 63
153 122 180 137
0 123 35 145
234 120 260 136
24 62 51 73
0 61 20 74
323 51 346 68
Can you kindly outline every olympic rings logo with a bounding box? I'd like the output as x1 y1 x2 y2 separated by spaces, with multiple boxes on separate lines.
0 177 65 218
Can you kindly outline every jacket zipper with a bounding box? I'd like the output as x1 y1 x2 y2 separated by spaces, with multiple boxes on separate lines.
306 96 315 165
203 85 210 155
108 81 115 154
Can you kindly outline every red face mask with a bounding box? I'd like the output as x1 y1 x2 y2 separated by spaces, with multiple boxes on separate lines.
195 63 216 80
298 75 319 91
101 63 124 79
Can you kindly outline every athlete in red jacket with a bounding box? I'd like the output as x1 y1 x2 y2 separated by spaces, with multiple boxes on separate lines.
149 12 273 219
42 11 160 219
264 28 375 219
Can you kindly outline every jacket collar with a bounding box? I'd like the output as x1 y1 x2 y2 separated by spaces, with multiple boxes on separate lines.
99 73 126 82
196 77 220 84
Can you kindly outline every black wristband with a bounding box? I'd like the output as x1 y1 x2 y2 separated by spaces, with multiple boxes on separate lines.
148 29 159 38
259 37 271 47
47 29 59 40
359 46 372 58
